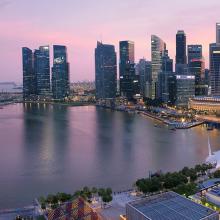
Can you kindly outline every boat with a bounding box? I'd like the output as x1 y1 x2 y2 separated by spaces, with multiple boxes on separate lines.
170 127 176 131
207 126 214 131
168 124 176 131
154 124 162 128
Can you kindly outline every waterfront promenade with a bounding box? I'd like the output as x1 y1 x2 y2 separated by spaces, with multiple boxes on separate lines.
139 111 205 129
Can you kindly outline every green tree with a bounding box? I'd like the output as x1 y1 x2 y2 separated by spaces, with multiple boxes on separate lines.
41 203 46 210
98 188 105 197
214 170 220 178
102 194 112 203
91 187 97 194
106 188 112 194
195 164 202 173
174 183 197 197
46 194 54 204
181 167 190 176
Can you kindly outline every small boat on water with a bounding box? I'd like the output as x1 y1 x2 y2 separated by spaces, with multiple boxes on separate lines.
170 127 176 131
207 126 214 131
154 124 162 128
168 124 176 131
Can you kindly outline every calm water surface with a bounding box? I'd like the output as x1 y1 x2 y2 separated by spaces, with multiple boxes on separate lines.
0 103 220 209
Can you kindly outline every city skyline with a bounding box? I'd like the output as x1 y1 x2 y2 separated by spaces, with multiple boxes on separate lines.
1 0 220 83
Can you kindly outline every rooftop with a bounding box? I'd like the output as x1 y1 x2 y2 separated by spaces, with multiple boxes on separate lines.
127 192 217 220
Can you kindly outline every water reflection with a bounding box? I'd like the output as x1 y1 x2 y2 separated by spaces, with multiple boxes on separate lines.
22 103 70 176
0 105 220 209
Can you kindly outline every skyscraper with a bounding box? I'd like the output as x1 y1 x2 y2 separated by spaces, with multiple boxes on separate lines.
34 46 50 96
22 47 36 99
119 41 137 99
216 23 220 44
136 59 152 98
188 45 207 96
151 35 166 99
189 58 207 96
176 30 187 74
52 45 70 100
175 75 195 107
187 45 202 64
176 30 187 65
210 43 220 96
158 50 173 102
95 41 117 99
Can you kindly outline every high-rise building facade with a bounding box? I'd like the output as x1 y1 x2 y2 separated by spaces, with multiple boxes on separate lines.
34 46 50 96
175 75 195 107
119 41 138 99
119 41 135 99
189 58 208 96
176 30 187 64
151 35 166 99
176 30 187 74
52 45 70 100
168 74 177 105
22 47 36 99
187 45 202 64
216 23 220 44
158 50 173 102
210 43 220 96
95 41 117 99
136 59 152 98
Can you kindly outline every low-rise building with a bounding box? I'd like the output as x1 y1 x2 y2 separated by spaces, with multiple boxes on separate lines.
126 191 218 220
189 96 220 112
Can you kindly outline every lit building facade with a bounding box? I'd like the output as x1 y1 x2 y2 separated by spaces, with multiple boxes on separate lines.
176 30 187 75
151 35 166 99
158 50 174 103
22 47 36 99
176 30 187 65
52 45 70 100
187 45 202 64
119 41 139 99
216 23 220 44
189 97 220 112
189 58 208 96
136 59 152 98
210 43 220 96
34 46 50 96
95 41 117 99
175 75 195 107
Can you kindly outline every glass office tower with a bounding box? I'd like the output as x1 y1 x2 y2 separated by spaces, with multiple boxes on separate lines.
176 30 187 74
22 47 36 99
34 46 50 96
136 59 152 98
151 35 166 99
158 50 173 103
187 45 202 64
216 23 220 44
52 45 70 100
119 41 138 99
95 41 117 99
210 43 220 96
176 30 187 64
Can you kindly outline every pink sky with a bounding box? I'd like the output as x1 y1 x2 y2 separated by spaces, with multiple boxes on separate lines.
0 0 219 83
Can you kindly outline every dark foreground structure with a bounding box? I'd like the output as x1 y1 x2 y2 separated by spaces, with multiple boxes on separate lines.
126 191 218 220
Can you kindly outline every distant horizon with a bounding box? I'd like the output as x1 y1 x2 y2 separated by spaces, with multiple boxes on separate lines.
1 0 220 82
